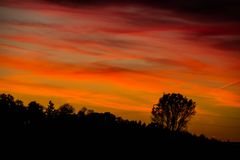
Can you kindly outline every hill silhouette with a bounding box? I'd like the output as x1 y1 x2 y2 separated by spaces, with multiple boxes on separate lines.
0 93 239 155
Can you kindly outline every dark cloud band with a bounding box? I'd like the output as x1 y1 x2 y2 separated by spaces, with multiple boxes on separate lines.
46 0 240 22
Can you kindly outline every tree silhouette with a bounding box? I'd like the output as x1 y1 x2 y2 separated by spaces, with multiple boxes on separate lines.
46 101 56 117
151 93 196 131
28 101 44 116
58 103 75 115
27 101 45 127
0 94 15 114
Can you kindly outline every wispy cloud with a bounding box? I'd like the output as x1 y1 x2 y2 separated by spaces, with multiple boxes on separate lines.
221 81 240 89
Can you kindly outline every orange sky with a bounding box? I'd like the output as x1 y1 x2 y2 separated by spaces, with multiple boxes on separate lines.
0 0 240 141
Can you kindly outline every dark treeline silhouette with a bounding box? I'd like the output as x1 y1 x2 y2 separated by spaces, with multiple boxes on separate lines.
0 93 239 154
0 93 148 130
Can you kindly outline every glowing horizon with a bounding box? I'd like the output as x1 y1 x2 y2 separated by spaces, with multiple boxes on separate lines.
0 0 240 141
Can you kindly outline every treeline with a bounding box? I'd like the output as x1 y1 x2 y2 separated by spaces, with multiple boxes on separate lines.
0 93 148 130
0 93 225 145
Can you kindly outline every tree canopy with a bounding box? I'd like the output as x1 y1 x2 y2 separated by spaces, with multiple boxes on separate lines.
151 93 196 131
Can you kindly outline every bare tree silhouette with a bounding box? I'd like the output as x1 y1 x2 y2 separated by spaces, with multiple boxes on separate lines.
151 93 196 131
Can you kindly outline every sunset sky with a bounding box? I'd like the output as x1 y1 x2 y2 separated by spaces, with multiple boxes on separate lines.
0 0 240 141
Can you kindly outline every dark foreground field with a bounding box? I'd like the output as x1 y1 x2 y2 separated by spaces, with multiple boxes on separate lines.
1 127 239 157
